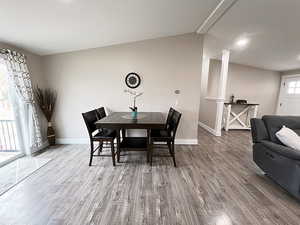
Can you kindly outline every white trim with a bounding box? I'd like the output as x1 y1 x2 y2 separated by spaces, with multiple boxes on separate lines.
175 139 198 145
198 121 221 137
197 0 238 33
215 101 224 136
57 138 198 145
214 50 230 136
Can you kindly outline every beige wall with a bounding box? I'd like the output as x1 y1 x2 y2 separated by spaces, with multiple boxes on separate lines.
0 42 48 142
42 33 203 142
281 69 300 76
206 60 280 118
226 62 281 117
199 59 281 132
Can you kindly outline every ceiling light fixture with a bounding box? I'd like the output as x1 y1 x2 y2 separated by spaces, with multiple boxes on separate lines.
235 38 249 48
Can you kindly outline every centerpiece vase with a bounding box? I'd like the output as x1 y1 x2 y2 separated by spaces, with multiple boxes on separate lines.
131 109 138 119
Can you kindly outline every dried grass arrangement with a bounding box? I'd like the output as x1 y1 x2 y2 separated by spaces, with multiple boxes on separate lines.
34 86 57 145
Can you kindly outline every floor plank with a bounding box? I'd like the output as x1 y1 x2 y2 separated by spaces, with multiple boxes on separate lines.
0 128 300 225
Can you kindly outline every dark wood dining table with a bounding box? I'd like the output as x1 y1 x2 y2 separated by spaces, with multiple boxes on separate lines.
95 112 165 163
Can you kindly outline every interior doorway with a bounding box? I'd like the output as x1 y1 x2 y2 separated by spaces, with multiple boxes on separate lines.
277 75 300 116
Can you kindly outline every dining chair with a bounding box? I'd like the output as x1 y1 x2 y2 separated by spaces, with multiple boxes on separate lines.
151 107 174 136
150 109 182 167
96 107 122 162
96 107 106 119
82 109 117 166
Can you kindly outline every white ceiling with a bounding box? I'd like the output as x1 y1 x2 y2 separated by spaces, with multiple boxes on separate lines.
0 0 220 55
204 0 300 71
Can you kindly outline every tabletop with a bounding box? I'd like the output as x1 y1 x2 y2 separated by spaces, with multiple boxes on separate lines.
224 102 259 106
95 112 166 129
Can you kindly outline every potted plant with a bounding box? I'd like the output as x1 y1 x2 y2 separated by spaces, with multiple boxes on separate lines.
34 86 57 145
124 89 143 119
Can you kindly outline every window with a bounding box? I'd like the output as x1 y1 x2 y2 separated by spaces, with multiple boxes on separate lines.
287 80 300 95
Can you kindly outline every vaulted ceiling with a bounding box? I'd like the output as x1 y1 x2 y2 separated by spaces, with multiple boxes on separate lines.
0 0 220 55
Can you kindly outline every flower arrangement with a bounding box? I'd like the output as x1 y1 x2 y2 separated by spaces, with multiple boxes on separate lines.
124 89 143 112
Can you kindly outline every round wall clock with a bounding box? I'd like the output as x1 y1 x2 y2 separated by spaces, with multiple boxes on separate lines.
125 72 141 89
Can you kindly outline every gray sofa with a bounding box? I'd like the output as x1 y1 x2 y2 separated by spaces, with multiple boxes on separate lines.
250 115 300 200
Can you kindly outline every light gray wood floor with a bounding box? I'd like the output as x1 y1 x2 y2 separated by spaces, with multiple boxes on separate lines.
0 128 300 225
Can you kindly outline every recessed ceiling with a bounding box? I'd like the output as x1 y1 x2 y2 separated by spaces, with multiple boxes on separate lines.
204 0 300 71
0 0 220 55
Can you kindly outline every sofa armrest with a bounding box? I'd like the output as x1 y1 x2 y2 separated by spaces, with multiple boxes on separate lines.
261 140 300 160
250 118 269 143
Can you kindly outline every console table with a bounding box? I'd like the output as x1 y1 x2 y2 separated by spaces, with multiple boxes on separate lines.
223 103 259 131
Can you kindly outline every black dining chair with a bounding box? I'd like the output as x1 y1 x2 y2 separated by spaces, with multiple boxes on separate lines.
151 107 175 135
96 107 106 119
82 109 117 166
150 109 182 167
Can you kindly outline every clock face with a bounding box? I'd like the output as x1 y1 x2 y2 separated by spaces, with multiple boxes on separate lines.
125 72 141 89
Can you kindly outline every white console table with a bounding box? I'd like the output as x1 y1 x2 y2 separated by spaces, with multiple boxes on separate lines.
223 103 259 131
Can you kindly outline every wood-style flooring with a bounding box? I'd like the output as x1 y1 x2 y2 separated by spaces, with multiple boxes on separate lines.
0 128 300 225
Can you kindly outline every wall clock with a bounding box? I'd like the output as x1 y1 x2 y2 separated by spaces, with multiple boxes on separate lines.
125 72 141 89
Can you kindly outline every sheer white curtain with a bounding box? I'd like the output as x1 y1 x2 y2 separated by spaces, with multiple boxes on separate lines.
0 49 42 155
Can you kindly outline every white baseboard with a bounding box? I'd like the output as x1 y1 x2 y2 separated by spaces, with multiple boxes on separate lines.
175 139 198 145
198 121 221 137
56 138 198 145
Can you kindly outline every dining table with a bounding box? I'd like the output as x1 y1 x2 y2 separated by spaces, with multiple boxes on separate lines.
95 112 165 163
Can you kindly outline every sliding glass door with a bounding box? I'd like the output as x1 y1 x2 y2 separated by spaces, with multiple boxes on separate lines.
0 63 22 166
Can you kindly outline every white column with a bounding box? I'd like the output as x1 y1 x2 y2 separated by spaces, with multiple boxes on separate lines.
200 56 210 96
214 50 230 136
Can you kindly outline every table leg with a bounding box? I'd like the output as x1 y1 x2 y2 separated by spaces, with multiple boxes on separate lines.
117 129 121 163
147 129 152 164
121 129 126 139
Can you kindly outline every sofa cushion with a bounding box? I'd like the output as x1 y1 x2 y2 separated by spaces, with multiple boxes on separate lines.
261 140 300 160
276 126 300 151
250 118 269 143
262 116 300 144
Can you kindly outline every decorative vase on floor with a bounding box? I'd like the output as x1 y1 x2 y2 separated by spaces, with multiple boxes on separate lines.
47 122 55 146
34 86 57 146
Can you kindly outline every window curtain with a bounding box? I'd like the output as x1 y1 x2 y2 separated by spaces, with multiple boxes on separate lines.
0 49 42 155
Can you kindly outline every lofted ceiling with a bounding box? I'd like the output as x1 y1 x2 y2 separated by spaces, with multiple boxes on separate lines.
204 0 300 71
0 0 220 55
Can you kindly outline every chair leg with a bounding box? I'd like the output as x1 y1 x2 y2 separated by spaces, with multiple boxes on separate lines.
150 140 153 166
111 140 116 166
167 141 172 155
117 131 121 163
98 141 103 155
89 140 94 166
171 141 177 167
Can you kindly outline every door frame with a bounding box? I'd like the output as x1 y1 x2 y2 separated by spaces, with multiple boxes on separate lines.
276 74 300 115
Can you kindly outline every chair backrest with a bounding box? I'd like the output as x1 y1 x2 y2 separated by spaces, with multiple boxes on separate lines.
82 109 98 137
96 107 106 120
165 107 175 129
168 109 181 139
